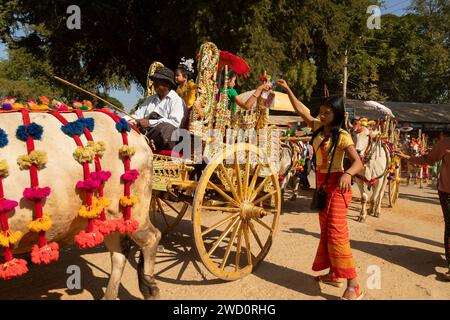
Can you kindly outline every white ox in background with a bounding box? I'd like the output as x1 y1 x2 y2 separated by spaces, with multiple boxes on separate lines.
278 142 293 206
352 126 390 222
0 111 160 299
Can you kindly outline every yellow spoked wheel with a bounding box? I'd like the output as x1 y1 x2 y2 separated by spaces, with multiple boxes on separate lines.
192 143 281 281
150 192 189 236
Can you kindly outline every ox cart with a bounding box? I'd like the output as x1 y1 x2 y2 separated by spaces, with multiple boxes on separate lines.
147 42 283 281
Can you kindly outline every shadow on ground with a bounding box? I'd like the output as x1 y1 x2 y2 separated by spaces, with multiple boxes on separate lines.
0 245 139 300
287 227 447 280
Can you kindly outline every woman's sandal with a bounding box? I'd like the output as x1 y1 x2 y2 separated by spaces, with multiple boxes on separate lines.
316 274 344 288
340 285 365 300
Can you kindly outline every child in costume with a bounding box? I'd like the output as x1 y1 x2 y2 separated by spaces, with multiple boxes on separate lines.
175 57 196 109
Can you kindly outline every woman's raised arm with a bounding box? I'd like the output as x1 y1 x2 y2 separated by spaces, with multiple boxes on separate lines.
276 79 315 126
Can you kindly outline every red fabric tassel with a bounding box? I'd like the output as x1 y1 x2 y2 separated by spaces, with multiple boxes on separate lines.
0 258 28 280
30 242 59 264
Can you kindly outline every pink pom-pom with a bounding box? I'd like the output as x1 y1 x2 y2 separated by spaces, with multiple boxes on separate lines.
76 178 101 191
121 169 140 183
93 219 117 236
116 218 139 234
30 242 59 264
23 186 51 201
0 198 18 213
74 229 104 249
57 105 69 111
0 258 28 280
90 170 111 184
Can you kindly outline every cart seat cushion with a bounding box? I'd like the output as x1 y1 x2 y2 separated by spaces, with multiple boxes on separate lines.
156 150 184 158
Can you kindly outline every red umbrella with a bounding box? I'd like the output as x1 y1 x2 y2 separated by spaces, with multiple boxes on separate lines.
218 50 251 78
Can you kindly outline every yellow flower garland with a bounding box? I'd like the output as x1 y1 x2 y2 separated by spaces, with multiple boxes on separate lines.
119 145 136 158
120 195 138 207
0 160 9 178
0 230 23 247
27 215 53 232
17 150 47 170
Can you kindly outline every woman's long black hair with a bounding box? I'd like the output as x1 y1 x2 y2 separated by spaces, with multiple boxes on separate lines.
311 96 346 152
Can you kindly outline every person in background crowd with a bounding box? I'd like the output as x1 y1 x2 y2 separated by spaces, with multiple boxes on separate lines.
397 135 450 280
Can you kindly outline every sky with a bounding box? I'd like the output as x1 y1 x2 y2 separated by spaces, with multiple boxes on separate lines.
0 0 412 112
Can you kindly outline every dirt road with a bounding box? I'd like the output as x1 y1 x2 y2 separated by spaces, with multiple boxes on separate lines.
1 182 448 300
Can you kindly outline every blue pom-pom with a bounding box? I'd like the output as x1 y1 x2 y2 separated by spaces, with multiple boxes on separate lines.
16 125 29 141
61 120 85 137
0 128 8 148
115 118 131 133
81 118 95 132
27 123 43 140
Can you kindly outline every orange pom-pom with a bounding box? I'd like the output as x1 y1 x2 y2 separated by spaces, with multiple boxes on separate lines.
92 219 117 236
75 229 104 249
0 258 28 280
30 242 59 264
116 218 139 234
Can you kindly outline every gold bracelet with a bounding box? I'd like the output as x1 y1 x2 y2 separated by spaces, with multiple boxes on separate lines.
252 93 258 98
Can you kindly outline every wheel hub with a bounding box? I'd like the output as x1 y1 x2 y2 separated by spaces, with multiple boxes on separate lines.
240 201 264 220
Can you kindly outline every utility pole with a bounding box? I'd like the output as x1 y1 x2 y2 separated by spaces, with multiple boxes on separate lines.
343 49 348 98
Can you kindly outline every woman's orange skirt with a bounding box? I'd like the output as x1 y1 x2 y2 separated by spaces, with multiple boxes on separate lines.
312 172 357 279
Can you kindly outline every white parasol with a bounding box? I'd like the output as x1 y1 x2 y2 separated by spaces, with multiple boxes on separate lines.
363 100 395 117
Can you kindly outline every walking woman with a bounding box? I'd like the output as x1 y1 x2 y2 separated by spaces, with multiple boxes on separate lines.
277 79 364 300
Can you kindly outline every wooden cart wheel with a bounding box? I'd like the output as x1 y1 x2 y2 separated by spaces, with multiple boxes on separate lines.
150 192 189 236
192 143 281 281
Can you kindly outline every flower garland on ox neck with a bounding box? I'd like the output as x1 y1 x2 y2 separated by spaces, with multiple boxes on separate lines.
16 109 59 264
98 109 139 234
0 128 28 279
51 111 111 249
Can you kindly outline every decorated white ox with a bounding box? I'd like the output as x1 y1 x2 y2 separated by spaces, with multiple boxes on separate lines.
0 109 160 299
352 126 390 222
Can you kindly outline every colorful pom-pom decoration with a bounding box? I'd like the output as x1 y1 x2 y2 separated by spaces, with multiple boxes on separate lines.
93 219 117 236
0 160 9 178
87 141 106 157
0 258 28 280
0 230 23 247
16 123 44 141
73 146 96 164
27 215 53 232
116 218 139 234
30 242 59 265
23 186 51 201
61 118 95 137
90 170 111 184
76 178 101 191
119 145 136 158
0 198 18 213
75 229 104 249
120 195 138 207
17 150 48 170
0 128 8 148
121 169 140 183
115 118 131 133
